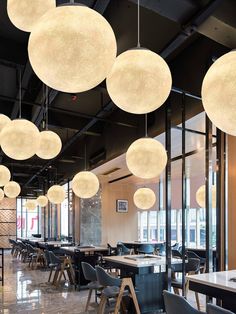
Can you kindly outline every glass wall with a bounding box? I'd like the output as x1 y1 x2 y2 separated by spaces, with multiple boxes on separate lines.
17 198 41 238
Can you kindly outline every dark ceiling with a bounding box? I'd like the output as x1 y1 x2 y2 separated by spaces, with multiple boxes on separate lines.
0 0 234 196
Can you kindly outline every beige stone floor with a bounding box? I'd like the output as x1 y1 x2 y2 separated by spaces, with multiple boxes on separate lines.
0 251 205 313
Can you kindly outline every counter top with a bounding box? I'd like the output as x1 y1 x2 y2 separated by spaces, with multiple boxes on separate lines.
188 270 236 293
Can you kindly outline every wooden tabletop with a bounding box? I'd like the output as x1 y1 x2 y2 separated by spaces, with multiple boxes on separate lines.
61 246 108 253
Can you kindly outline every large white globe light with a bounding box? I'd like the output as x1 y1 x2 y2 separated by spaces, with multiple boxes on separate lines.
133 188 156 210
106 49 172 114
36 131 62 159
0 119 40 160
0 165 11 187
28 5 117 93
72 171 99 199
7 0 56 32
4 181 21 198
196 185 216 208
25 199 37 211
36 195 48 207
47 185 65 204
202 51 236 135
126 138 167 179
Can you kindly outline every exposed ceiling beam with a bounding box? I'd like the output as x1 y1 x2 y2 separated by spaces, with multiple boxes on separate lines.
93 0 111 14
24 101 116 187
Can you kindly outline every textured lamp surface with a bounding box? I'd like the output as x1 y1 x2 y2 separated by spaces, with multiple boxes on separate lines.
133 188 156 210
0 119 40 160
196 185 216 208
0 188 4 201
47 185 65 204
28 5 117 93
202 51 236 136
106 49 172 114
4 181 21 198
126 138 167 179
36 130 62 159
7 0 56 32
36 195 48 207
0 165 11 187
25 199 37 211
0 114 11 132
72 171 99 199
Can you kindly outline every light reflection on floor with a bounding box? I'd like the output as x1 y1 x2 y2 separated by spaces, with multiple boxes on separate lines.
0 251 204 313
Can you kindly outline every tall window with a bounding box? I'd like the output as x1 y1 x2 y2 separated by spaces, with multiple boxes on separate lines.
17 198 41 238
60 182 69 238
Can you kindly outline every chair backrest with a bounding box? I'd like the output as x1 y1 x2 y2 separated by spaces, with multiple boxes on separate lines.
117 243 130 255
187 251 201 260
186 258 201 273
163 290 206 314
48 251 61 265
172 249 182 258
96 265 121 287
207 304 235 314
81 262 97 282
44 250 51 266
137 244 154 254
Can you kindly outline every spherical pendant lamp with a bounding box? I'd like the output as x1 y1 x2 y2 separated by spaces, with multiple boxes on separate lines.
0 188 4 201
202 51 236 136
4 181 21 198
36 195 48 207
72 171 99 199
25 199 37 211
0 165 11 187
47 185 65 204
0 114 11 132
28 5 117 93
7 0 56 32
0 119 40 160
196 185 216 208
106 49 172 114
36 130 62 160
133 188 156 210
126 138 167 179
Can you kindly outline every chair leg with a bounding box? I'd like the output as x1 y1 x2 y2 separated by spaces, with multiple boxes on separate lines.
48 268 53 282
85 289 93 312
114 282 126 314
195 292 201 310
125 278 141 314
52 269 59 285
56 270 64 287
98 294 107 314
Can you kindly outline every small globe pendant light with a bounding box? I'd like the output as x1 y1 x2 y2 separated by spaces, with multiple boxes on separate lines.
47 185 65 204
202 51 236 136
196 185 216 208
72 145 99 199
7 0 56 32
28 2 117 93
25 199 37 211
36 195 48 207
0 188 4 201
0 165 11 187
126 115 167 179
4 181 21 198
133 187 156 210
106 0 172 114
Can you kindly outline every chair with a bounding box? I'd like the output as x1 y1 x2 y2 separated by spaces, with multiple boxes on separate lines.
172 258 201 310
163 290 205 314
44 250 58 283
172 249 183 258
117 242 131 255
49 251 75 287
137 244 154 254
96 265 140 314
81 262 102 312
207 304 235 314
187 251 206 273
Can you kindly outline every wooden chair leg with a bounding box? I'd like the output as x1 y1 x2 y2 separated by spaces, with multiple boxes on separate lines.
85 289 93 312
126 278 140 314
98 294 107 314
48 268 53 282
56 270 64 287
195 292 201 310
52 269 59 285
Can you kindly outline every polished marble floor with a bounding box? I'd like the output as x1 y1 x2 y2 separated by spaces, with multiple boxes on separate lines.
0 251 204 314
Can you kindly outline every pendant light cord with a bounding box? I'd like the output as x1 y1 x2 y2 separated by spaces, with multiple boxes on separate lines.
46 85 49 131
137 0 141 48
145 114 148 137
19 70 22 119
84 144 87 171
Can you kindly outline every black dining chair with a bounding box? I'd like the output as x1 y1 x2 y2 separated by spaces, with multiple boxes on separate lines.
163 290 205 314
137 244 154 254
187 250 206 273
81 262 102 312
117 242 131 255
207 304 235 314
